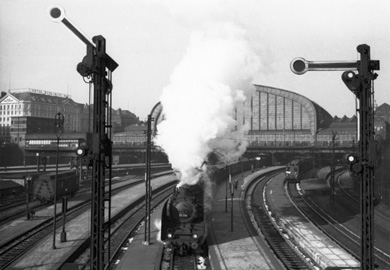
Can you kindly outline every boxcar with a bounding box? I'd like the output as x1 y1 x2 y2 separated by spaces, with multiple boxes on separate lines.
33 171 79 202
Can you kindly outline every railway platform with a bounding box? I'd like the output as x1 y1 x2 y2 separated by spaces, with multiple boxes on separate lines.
208 168 285 270
0 176 146 248
115 202 165 270
3 175 176 270
314 167 390 232
116 168 285 270
265 173 360 269
0 189 91 248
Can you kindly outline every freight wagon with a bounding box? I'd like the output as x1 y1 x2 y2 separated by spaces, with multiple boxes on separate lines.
33 171 79 203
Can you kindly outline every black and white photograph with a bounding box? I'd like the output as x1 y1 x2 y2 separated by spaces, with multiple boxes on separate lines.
0 1 389 269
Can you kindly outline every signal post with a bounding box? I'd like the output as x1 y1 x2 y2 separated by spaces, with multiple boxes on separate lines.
50 6 118 270
291 44 379 270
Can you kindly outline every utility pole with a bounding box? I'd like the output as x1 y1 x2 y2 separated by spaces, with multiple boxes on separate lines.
50 7 118 269
291 44 380 270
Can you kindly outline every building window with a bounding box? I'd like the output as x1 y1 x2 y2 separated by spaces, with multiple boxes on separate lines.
276 96 284 130
293 102 301 129
302 110 310 129
268 94 275 130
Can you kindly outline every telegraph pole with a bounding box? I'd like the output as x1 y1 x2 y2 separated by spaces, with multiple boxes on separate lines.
50 7 118 269
291 44 380 270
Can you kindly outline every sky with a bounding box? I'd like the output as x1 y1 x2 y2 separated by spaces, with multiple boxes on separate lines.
1 0 390 120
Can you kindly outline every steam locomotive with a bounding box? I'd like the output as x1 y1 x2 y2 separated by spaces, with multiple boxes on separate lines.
161 180 207 255
160 159 254 255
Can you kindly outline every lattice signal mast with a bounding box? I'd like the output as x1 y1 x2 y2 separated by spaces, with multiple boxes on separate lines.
50 6 118 269
291 44 379 270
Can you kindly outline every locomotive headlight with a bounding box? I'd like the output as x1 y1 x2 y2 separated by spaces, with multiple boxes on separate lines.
167 233 173 239
192 233 198 239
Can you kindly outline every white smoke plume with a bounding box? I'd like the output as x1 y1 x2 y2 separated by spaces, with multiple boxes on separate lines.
155 21 260 185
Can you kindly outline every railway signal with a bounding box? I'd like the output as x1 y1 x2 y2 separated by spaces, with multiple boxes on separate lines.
76 136 93 166
345 153 362 176
346 153 356 163
76 146 92 166
50 6 118 269
76 147 87 156
291 44 380 270
290 57 358 75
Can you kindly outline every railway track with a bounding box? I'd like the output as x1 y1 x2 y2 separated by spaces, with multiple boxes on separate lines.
334 171 390 268
0 200 49 226
247 172 311 269
63 182 177 269
170 252 198 270
160 241 204 270
0 195 25 212
0 176 172 270
0 198 90 269
335 170 390 226
0 171 172 226
288 180 390 269
0 177 104 225
160 243 201 270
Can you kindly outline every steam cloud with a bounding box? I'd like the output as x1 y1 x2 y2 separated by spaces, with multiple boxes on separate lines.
155 21 260 185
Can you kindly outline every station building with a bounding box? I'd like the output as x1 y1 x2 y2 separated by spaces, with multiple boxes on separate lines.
236 85 389 148
109 84 388 150
0 89 83 144
112 124 147 146
0 89 139 145
1 86 388 155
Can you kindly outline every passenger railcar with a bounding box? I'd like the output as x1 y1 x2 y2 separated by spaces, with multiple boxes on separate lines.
253 153 272 168
285 158 313 182
33 171 79 202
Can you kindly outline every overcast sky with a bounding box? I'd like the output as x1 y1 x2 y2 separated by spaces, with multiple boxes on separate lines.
1 0 389 119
